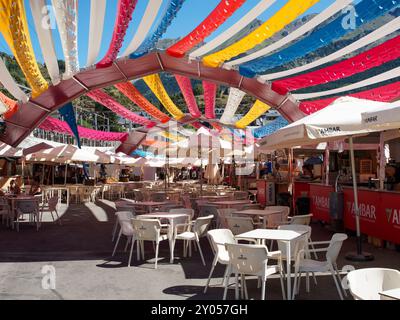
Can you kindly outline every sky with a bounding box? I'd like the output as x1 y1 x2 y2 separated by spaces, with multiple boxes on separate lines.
0 0 337 67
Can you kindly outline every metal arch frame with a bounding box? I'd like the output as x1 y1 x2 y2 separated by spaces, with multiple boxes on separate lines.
0 52 304 149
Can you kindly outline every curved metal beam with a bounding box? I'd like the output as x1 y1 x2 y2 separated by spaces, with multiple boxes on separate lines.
1 52 302 147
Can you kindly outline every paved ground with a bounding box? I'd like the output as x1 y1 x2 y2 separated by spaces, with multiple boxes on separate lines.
1 200 399 300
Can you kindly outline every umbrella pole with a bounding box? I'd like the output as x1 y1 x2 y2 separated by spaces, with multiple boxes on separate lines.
345 137 374 261
64 163 68 185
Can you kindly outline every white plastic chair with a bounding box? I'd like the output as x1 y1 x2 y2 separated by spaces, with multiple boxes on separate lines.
112 203 135 241
347 268 400 300
173 215 213 266
0 197 10 226
225 216 261 236
40 196 61 225
224 243 286 300
132 218 169 269
288 214 318 259
112 211 137 267
204 229 236 293
217 208 236 228
293 233 348 300
15 200 40 232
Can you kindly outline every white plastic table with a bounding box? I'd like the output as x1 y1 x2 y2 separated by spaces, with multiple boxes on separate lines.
379 288 400 300
236 229 308 300
137 212 190 263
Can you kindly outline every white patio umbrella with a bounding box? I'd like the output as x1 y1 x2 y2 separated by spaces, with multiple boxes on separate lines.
259 96 394 262
25 144 102 163
361 100 400 130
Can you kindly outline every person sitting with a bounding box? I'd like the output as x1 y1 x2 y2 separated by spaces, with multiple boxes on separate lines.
9 179 21 195
29 179 42 196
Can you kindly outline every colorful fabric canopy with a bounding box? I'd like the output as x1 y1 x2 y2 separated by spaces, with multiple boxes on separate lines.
129 0 186 58
235 100 271 129
203 81 217 119
29 0 61 85
272 35 400 95
0 92 19 119
166 0 246 58
143 74 184 119
96 0 138 68
115 82 170 123
189 0 276 60
261 17 400 81
0 0 48 97
202 0 319 68
239 0 398 77
0 58 29 102
225 0 351 69
87 0 107 66
299 81 400 114
252 116 289 138
175 75 201 118
219 88 246 125
39 117 128 141
87 89 156 127
52 0 80 79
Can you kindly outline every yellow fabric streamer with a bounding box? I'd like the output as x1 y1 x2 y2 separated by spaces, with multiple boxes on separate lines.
235 100 270 129
203 0 320 68
143 74 184 120
160 131 185 142
0 0 48 97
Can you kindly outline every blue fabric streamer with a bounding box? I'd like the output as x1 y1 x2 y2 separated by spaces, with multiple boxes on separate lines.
129 0 186 59
252 116 288 138
239 0 399 78
58 102 81 148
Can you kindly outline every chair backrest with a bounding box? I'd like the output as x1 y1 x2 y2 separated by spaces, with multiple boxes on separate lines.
290 214 313 225
132 218 161 241
326 233 348 263
133 190 144 202
47 196 59 211
225 243 269 275
193 215 214 237
169 208 194 219
198 204 219 218
225 216 255 235
115 211 134 235
347 268 400 300
233 191 249 200
277 224 311 258
16 200 39 214
207 229 235 262
150 192 167 202
217 208 236 228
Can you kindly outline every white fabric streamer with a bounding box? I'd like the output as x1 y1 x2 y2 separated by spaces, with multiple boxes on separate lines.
260 17 400 81
29 0 61 85
189 0 276 60
120 0 164 57
86 0 107 66
225 0 352 68
293 66 400 100
52 0 79 79
0 58 29 103
219 88 246 124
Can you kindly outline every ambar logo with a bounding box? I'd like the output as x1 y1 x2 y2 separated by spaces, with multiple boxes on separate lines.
346 202 376 221
313 195 329 210
385 208 400 226
364 116 378 123
318 127 341 136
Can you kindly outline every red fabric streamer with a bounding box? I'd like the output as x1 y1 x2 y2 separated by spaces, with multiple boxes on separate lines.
299 81 400 114
39 117 128 141
87 89 156 127
0 92 19 119
175 75 201 118
166 0 246 58
115 82 170 123
272 36 400 95
203 81 217 119
96 0 138 68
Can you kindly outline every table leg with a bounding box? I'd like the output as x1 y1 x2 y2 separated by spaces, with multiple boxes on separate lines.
169 220 174 263
286 241 291 300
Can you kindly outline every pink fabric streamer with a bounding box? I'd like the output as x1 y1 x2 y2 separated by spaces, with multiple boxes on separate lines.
96 0 138 68
273 36 400 95
87 89 156 127
203 81 217 119
299 81 400 114
175 75 201 118
39 117 128 141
